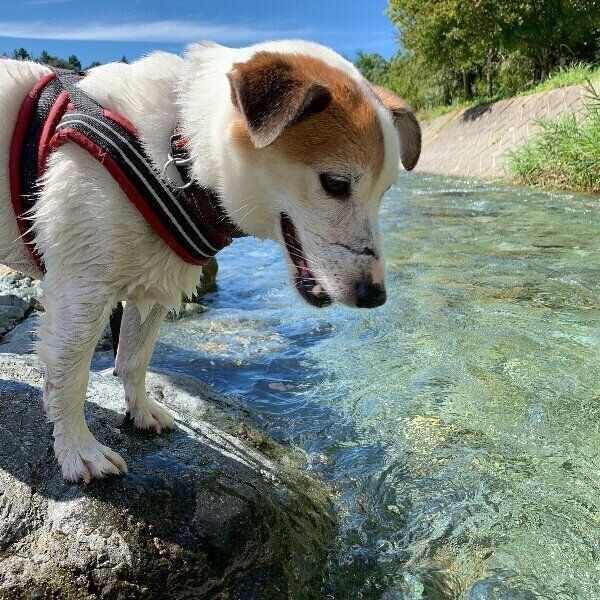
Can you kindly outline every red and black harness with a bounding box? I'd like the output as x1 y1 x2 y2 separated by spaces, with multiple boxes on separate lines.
10 68 245 352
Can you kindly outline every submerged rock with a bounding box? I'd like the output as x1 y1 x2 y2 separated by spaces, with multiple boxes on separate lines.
196 256 219 297
166 302 210 322
0 353 335 598
182 257 219 304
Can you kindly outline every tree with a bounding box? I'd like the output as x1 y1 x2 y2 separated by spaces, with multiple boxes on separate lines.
354 51 388 84
67 54 82 71
12 47 31 61
388 0 500 99
468 0 600 80
387 0 600 105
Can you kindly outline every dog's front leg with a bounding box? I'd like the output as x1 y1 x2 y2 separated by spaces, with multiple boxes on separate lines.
114 301 174 432
37 279 127 483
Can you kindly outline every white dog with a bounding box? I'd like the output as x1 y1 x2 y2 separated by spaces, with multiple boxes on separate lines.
0 40 420 483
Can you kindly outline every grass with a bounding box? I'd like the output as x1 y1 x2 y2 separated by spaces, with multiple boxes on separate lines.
518 63 600 97
417 100 475 122
508 82 600 194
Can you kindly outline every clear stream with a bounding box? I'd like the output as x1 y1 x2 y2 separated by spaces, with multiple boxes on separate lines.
155 174 599 599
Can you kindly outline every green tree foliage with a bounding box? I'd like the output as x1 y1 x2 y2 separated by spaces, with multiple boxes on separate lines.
354 51 388 84
67 54 82 71
12 48 31 61
5 48 98 71
3 48 134 72
362 0 600 111
21 49 84 70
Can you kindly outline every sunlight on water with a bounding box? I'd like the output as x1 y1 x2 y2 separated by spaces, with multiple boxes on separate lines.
158 173 600 599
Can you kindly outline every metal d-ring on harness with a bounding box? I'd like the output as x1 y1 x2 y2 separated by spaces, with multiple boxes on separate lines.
161 133 195 190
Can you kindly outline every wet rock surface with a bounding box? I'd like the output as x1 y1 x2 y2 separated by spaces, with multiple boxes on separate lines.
166 302 210 322
0 354 335 598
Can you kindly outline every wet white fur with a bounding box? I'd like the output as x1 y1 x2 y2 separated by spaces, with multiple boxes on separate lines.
0 40 401 482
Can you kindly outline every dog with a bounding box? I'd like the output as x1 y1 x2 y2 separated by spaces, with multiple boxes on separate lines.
0 40 420 483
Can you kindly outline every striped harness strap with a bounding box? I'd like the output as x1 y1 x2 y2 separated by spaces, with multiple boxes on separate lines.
10 68 244 275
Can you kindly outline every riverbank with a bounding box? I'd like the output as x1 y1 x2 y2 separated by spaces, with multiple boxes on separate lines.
417 83 593 186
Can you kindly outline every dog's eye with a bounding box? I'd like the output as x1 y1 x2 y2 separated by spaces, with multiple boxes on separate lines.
320 173 351 199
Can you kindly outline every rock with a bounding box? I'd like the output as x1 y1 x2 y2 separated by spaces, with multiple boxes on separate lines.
0 294 27 317
197 256 219 296
0 313 113 356
96 322 115 352
0 267 41 309
166 302 210 322
0 294 31 337
183 257 219 305
0 353 335 598
0 312 39 354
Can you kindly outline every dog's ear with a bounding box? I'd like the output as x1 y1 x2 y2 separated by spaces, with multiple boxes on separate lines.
227 52 332 149
372 86 421 171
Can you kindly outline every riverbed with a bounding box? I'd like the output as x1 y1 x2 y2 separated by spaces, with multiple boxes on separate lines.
155 173 599 599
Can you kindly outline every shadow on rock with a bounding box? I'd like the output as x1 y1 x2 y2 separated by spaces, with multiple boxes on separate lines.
0 353 335 599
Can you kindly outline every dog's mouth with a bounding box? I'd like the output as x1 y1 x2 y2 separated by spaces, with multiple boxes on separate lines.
280 213 332 308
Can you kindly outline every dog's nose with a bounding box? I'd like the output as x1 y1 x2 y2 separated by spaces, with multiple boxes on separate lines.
355 280 387 308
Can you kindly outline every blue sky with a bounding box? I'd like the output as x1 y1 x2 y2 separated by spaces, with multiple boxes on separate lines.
0 0 399 67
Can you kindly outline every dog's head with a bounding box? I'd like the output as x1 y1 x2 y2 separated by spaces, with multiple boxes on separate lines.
220 44 421 308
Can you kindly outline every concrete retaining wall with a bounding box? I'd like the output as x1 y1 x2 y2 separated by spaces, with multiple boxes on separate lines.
417 84 589 178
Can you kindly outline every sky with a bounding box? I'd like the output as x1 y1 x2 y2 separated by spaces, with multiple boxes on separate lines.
0 0 399 67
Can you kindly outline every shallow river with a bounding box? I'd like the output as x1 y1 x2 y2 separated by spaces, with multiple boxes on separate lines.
156 174 599 599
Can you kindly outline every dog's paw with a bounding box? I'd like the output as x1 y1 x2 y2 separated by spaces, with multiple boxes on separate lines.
55 436 128 483
127 399 174 433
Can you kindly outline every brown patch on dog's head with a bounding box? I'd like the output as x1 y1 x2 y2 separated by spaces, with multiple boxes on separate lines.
228 52 384 177
371 86 421 171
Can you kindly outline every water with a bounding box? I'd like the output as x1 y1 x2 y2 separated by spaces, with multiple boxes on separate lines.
155 174 599 599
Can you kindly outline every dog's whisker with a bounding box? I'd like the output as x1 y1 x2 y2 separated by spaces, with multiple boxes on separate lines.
226 199 258 216
237 204 259 225
285 250 329 272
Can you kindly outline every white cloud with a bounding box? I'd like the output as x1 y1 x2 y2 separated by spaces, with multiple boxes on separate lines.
0 19 314 43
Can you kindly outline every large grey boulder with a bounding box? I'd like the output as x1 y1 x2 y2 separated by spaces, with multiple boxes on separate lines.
0 354 335 599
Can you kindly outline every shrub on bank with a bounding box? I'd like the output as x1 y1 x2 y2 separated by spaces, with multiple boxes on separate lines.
509 83 600 194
